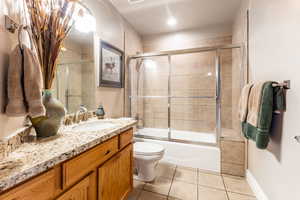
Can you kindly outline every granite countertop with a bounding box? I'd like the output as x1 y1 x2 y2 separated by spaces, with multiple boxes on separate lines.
0 118 137 192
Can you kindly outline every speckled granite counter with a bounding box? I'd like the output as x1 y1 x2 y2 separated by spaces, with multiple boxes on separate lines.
0 118 136 192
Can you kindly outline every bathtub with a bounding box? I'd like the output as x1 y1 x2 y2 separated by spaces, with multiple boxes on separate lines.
134 136 221 173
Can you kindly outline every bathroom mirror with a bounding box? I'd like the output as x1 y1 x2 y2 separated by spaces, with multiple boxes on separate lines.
53 2 96 114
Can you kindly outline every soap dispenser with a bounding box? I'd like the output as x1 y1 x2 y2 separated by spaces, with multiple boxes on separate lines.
95 104 105 119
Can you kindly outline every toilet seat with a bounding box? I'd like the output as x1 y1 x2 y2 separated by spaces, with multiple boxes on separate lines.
134 142 164 156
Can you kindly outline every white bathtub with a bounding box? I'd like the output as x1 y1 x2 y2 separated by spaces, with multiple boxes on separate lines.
134 137 221 173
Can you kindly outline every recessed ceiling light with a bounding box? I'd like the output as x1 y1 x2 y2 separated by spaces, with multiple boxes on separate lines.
128 0 145 4
167 17 177 26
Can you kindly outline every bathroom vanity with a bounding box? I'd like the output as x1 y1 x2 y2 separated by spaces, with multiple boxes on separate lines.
0 119 136 200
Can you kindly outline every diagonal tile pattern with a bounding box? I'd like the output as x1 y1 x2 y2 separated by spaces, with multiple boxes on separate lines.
127 162 257 200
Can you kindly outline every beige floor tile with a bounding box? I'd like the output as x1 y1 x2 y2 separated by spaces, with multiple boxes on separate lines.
127 189 141 200
169 180 197 200
198 186 228 200
156 163 176 179
144 176 172 195
134 180 145 190
138 191 167 200
198 172 225 190
223 176 254 196
227 192 257 200
176 165 198 172
174 168 198 184
198 169 221 176
167 197 182 200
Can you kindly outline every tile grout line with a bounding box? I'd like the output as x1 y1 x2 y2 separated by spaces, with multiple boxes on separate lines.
197 168 199 200
136 189 142 200
221 174 257 198
167 165 177 199
198 184 227 192
221 174 230 200
135 179 146 200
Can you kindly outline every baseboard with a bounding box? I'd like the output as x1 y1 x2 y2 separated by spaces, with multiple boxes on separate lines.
246 170 269 200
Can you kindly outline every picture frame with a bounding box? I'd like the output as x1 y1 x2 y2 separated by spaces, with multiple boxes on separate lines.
99 41 124 88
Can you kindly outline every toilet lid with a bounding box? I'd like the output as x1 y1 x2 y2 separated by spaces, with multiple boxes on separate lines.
134 142 165 156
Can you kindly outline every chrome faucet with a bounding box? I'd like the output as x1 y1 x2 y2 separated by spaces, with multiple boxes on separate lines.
74 105 89 123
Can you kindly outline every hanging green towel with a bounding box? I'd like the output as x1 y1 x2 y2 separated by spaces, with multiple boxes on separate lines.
242 81 286 149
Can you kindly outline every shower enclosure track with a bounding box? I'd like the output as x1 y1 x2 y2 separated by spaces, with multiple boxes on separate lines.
128 44 245 147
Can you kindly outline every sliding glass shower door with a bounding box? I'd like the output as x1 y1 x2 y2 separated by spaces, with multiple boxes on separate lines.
170 52 217 144
132 56 170 139
130 50 224 145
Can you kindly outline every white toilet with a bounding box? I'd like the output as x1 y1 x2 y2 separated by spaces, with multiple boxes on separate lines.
134 142 165 182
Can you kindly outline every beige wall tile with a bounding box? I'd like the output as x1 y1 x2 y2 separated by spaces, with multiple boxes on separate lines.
132 33 234 134
221 163 245 177
221 140 245 165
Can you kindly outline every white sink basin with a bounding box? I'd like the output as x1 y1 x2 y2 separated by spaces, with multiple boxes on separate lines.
72 121 118 132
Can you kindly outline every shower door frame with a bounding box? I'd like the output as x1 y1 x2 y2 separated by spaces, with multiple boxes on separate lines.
128 44 244 147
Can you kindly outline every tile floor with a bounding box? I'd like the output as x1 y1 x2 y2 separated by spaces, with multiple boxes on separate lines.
127 162 256 200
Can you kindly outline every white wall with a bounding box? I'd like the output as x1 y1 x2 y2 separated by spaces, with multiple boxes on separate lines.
233 0 300 199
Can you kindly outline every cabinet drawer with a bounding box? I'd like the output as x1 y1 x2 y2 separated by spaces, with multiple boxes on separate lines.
119 129 133 149
0 168 59 200
63 136 118 188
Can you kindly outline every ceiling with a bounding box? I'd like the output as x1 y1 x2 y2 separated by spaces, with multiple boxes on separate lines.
110 0 242 36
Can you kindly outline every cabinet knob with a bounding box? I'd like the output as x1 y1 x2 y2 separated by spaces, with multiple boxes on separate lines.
105 150 111 155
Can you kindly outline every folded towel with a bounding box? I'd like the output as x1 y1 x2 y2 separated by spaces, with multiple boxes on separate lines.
242 81 286 149
238 83 253 122
247 81 266 127
6 45 45 118
6 45 27 116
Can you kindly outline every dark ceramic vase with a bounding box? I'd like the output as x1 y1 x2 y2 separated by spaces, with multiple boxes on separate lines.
31 90 66 138
95 105 105 119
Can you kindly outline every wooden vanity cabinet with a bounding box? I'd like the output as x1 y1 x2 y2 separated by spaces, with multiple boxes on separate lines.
98 144 133 200
0 128 134 200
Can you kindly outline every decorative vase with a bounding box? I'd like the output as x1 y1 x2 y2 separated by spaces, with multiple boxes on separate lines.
95 105 105 119
31 90 66 138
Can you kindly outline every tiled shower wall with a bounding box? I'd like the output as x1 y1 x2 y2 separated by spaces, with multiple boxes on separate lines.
132 33 234 134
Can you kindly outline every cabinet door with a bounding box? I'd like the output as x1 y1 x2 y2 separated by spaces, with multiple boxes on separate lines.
56 175 91 200
118 144 133 200
98 144 133 200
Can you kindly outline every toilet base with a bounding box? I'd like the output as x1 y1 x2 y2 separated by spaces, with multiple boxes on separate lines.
134 159 159 182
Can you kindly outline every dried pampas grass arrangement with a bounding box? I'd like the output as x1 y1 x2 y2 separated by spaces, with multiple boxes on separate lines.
25 0 79 89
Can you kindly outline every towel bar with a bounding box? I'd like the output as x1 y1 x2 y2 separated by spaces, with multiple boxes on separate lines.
272 80 291 90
